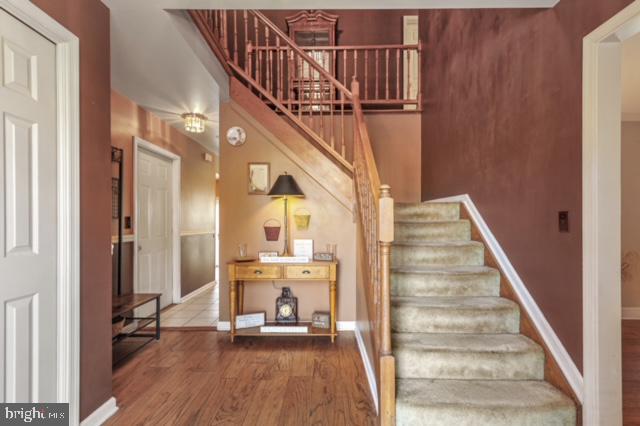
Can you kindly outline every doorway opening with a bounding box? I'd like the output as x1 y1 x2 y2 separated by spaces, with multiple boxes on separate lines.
582 1 640 423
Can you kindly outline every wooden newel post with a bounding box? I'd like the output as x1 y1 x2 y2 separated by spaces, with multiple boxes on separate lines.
378 184 395 426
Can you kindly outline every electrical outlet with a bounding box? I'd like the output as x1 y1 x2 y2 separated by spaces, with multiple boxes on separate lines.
559 211 569 232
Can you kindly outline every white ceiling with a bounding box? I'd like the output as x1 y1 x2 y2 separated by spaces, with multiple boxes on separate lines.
623 32 640 122
105 1 230 153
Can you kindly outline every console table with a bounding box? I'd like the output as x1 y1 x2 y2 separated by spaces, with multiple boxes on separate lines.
228 261 338 342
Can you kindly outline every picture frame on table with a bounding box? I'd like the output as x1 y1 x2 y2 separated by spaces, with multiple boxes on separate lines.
248 162 270 195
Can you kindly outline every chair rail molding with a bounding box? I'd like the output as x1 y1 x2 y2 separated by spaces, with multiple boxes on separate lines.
430 194 584 403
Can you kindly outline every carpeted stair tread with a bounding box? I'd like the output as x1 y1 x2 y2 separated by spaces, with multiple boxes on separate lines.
391 296 520 334
393 333 544 380
395 220 471 242
393 332 541 354
391 295 516 310
396 379 576 425
395 202 460 222
391 266 500 297
393 240 482 248
392 241 484 267
391 265 497 274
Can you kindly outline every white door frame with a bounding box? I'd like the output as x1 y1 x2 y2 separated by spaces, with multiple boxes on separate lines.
0 0 80 423
133 136 182 304
583 1 640 424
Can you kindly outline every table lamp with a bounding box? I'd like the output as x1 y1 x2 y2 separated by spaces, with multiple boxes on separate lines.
268 172 304 256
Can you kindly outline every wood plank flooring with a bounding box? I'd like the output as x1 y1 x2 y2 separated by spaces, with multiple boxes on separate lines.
624 320 640 425
108 331 377 426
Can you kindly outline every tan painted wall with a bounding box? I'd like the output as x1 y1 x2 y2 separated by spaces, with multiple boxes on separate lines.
622 121 640 308
365 113 421 203
219 101 356 322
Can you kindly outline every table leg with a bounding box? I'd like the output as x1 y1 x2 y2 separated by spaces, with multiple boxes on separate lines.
238 281 244 315
330 280 337 342
230 280 237 342
155 296 161 340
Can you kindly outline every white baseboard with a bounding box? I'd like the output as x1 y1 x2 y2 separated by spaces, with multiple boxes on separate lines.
430 194 584 403
80 397 118 426
217 320 354 331
622 307 640 319
355 324 379 414
337 321 355 331
180 281 215 303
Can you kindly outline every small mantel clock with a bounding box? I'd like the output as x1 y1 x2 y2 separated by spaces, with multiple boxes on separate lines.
276 287 298 324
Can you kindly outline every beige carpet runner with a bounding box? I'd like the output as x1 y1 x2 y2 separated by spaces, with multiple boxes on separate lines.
392 202 576 425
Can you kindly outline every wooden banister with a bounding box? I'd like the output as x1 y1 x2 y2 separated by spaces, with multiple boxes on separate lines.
352 78 395 425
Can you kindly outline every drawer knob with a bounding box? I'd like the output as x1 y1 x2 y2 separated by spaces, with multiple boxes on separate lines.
302 270 311 274
254 270 263 275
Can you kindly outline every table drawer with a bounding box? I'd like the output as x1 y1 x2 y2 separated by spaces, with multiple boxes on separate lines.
285 265 330 279
236 265 281 280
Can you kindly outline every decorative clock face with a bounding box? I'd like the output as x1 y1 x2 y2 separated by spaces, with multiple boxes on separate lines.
278 304 293 318
226 126 246 146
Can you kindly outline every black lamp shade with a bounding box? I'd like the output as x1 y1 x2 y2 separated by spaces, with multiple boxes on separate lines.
268 173 304 197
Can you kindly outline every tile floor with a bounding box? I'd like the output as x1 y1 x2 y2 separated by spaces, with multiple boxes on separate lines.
159 285 219 327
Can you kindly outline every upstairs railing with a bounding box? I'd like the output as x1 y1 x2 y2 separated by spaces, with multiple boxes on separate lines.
250 43 422 109
191 11 396 423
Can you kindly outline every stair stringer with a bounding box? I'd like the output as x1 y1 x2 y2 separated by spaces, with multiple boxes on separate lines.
430 194 583 407
229 78 353 212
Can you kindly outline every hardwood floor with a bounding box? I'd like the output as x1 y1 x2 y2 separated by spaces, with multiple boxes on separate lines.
624 320 640 425
108 331 377 425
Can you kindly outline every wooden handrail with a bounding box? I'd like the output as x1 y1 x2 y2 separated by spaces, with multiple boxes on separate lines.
352 78 395 425
252 44 420 51
227 60 353 173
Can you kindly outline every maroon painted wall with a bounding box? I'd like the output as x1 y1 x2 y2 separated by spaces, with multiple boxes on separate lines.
420 0 633 370
30 0 112 420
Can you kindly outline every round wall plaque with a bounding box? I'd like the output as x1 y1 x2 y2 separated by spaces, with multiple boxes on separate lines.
226 126 246 146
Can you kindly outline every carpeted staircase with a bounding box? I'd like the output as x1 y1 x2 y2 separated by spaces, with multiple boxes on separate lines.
391 202 576 425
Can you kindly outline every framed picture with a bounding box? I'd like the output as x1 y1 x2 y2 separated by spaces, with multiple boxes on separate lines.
248 162 270 195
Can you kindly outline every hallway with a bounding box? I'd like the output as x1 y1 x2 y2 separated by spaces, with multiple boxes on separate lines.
108 331 376 425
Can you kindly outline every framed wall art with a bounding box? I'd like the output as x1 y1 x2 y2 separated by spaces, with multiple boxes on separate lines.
248 162 270 195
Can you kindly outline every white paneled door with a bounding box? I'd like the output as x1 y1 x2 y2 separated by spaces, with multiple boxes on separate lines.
137 148 173 314
0 9 57 402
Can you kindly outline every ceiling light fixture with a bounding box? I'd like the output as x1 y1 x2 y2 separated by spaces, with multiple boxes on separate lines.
182 112 207 134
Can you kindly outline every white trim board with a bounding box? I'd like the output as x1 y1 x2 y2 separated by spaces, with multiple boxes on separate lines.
430 194 584 402
622 307 640 320
133 136 182 305
181 281 216 303
216 320 355 331
583 2 640 424
355 325 379 414
0 1 81 424
80 397 118 426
